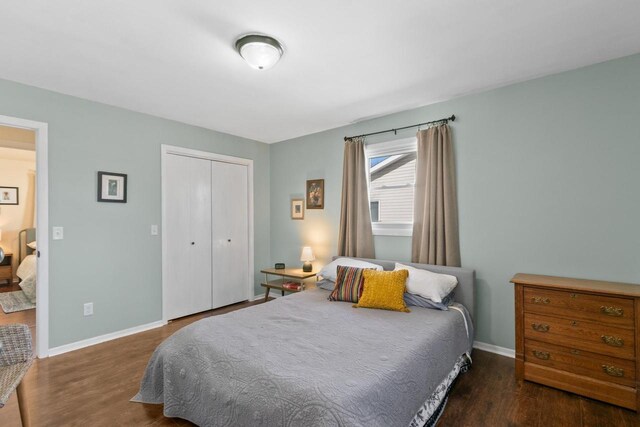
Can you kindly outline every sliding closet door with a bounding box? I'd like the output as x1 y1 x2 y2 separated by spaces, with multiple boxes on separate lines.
211 160 249 308
165 154 213 320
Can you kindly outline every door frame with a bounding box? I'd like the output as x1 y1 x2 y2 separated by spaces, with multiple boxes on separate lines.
0 114 49 358
160 145 254 323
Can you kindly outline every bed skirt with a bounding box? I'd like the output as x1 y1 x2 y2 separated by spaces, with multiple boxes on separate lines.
409 353 472 427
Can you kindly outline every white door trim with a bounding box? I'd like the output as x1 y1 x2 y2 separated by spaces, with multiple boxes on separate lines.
160 144 255 324
0 114 49 358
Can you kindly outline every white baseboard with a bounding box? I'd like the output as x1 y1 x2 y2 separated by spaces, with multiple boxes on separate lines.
473 341 515 358
48 320 166 357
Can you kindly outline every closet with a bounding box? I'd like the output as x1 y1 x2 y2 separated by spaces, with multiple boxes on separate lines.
163 148 251 320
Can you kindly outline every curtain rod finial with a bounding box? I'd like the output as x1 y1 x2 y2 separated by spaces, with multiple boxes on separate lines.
450 115 456 122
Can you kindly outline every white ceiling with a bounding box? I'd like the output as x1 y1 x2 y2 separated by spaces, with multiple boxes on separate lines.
1 1 639 143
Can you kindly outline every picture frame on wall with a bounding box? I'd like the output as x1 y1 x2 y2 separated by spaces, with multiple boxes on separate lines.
0 186 19 205
306 179 324 209
97 171 128 203
291 199 304 220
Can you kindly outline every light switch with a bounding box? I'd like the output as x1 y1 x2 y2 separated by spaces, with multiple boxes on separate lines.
52 226 64 240
151 225 158 235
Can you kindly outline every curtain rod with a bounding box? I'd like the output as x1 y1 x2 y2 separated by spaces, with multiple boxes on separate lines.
343 114 455 141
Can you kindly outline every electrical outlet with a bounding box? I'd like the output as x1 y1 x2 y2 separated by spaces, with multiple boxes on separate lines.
151 225 158 235
83 302 93 316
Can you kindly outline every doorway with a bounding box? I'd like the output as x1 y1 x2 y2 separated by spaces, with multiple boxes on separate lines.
0 115 49 358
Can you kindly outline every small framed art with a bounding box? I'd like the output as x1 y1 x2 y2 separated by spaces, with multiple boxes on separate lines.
0 186 19 205
291 199 304 220
97 171 128 203
306 179 324 209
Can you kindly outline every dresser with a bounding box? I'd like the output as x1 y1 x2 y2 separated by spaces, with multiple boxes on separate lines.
512 273 640 410
0 252 13 285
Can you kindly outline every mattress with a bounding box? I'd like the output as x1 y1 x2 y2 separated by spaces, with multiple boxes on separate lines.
134 288 473 426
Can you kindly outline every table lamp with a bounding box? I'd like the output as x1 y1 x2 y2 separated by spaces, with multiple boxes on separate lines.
300 246 315 272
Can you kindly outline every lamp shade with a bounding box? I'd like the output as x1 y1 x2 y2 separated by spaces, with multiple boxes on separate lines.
300 246 315 262
235 34 283 70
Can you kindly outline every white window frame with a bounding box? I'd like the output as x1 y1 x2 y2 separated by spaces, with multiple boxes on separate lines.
365 136 417 237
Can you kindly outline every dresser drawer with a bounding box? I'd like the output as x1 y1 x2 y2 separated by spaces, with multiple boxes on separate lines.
525 339 636 387
524 312 635 360
524 287 634 328
0 266 11 281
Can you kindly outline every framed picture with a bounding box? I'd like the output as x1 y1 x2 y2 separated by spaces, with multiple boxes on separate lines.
291 199 304 220
97 171 127 203
306 179 324 209
0 187 19 205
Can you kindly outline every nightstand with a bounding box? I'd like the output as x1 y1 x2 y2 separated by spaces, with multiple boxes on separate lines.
0 252 13 285
260 268 317 302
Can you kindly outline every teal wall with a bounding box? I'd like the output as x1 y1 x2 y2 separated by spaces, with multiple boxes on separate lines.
270 54 640 350
2 53 638 351
0 79 270 348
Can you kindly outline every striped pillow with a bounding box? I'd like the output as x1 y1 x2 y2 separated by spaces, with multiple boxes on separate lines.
329 265 370 303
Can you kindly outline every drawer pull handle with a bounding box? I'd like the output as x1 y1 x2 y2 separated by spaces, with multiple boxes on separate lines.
602 365 624 377
570 293 577 298
531 323 550 332
532 350 550 360
570 349 581 355
531 297 550 304
570 320 578 326
600 306 624 317
601 335 624 347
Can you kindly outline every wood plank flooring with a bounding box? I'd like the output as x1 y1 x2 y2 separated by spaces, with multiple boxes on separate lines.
439 349 640 426
0 299 639 426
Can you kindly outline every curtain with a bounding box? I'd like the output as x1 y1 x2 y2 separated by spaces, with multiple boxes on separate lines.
22 169 36 229
337 137 375 258
411 124 461 266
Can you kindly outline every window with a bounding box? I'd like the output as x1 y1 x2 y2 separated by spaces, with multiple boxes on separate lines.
370 200 380 222
366 137 417 236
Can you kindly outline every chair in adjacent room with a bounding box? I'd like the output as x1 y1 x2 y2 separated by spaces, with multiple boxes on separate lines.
0 324 34 427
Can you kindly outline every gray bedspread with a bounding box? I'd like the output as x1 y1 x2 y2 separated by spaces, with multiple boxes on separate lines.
133 288 473 426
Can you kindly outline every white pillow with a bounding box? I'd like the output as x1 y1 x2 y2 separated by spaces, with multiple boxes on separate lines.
27 241 37 250
394 262 458 303
318 257 383 282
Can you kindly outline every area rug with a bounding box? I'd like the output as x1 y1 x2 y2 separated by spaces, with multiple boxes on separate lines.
0 291 36 313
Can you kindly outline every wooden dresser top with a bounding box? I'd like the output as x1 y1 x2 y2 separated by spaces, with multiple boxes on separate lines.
511 273 640 297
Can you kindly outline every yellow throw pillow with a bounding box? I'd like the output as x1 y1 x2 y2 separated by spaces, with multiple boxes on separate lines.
354 269 410 313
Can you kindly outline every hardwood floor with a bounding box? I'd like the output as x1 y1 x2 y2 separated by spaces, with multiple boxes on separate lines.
439 350 640 426
0 299 639 426
0 281 25 293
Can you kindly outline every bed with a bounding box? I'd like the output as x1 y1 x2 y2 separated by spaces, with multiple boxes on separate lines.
134 257 475 426
16 228 37 304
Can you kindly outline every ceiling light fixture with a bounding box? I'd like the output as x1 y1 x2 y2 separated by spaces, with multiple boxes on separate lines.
235 34 283 70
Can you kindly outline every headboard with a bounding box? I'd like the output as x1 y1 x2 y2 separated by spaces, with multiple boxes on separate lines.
18 228 36 264
332 256 476 320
